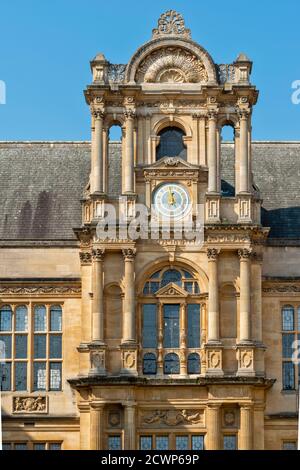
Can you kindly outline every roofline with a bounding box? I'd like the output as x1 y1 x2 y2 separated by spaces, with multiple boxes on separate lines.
0 140 300 145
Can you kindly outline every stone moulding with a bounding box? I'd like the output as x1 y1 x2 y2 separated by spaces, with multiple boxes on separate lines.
13 396 48 414
0 284 81 297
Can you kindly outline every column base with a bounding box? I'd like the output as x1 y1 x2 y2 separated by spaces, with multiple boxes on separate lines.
205 343 224 377
120 344 138 376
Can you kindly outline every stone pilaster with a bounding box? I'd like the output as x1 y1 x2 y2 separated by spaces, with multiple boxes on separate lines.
238 249 252 343
124 110 135 194
239 405 253 450
121 249 137 376
206 404 221 450
90 403 105 450
91 249 105 344
207 111 218 193
238 109 250 194
124 402 137 450
92 109 105 194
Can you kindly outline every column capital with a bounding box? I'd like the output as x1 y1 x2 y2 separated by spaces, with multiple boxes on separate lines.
238 248 252 260
124 109 136 120
92 108 105 120
251 251 264 264
122 248 137 261
237 108 251 120
92 248 105 261
207 248 220 261
80 251 92 266
207 109 218 120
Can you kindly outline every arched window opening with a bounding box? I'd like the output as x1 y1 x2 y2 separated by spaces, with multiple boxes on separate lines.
143 353 157 375
164 353 180 375
156 126 187 161
142 267 200 295
108 124 122 197
187 353 201 375
220 124 235 197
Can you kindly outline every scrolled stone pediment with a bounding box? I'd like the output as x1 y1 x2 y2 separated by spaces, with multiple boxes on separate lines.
136 47 208 84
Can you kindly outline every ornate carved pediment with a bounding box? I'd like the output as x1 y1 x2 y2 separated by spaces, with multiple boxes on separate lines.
155 282 188 298
136 47 208 84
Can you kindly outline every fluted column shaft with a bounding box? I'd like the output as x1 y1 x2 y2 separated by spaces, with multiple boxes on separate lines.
208 112 218 193
124 111 135 193
124 403 137 450
90 404 104 450
206 405 221 450
207 249 220 342
239 249 251 342
239 111 249 193
239 405 253 450
92 249 105 343
122 249 136 343
93 111 104 193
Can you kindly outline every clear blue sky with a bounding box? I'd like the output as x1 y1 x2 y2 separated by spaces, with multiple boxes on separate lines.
0 0 299 141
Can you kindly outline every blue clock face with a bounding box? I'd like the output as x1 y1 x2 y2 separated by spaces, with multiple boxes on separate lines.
153 183 191 219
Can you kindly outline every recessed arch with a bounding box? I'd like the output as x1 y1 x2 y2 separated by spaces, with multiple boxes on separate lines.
153 116 192 137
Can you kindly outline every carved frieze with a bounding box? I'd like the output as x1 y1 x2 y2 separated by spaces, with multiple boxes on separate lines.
0 285 81 296
13 396 47 414
141 409 204 427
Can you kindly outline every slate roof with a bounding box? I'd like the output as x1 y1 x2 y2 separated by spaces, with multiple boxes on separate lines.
0 141 299 242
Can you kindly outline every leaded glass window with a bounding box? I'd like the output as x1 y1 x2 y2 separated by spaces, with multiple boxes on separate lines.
142 268 200 296
34 335 46 359
50 363 62 391
15 306 28 332
143 353 157 375
50 306 62 332
283 441 297 450
49 443 62 450
156 127 187 161
34 443 46 450
108 436 122 450
282 306 294 331
155 436 169 450
187 304 201 348
283 362 295 390
161 270 182 288
282 304 300 390
34 306 47 331
49 335 62 359
14 444 28 450
15 335 27 359
0 306 12 331
15 362 27 391
223 435 237 450
164 353 180 375
176 436 189 450
34 362 46 391
140 436 152 450
0 362 11 390
187 353 201 375
192 435 204 451
142 305 157 348
163 305 180 348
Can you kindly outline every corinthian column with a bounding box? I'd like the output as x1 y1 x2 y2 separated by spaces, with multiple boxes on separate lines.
238 249 252 343
124 110 135 193
208 111 218 193
239 405 253 450
207 249 220 342
92 109 104 193
92 249 105 343
122 249 136 343
239 110 250 193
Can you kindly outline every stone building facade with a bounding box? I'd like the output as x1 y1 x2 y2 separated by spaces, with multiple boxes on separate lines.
1 11 300 450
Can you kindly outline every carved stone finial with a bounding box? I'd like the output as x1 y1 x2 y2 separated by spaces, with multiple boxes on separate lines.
152 10 191 39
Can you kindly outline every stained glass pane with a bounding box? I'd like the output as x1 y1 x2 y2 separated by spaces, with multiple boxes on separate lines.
283 362 295 390
50 362 62 391
224 435 237 450
34 443 46 450
15 444 28 450
33 362 46 391
187 304 200 348
282 306 294 331
187 353 201 375
34 335 46 359
16 306 28 332
15 335 27 359
155 436 169 451
0 306 12 331
0 363 11 390
282 334 295 359
140 436 152 450
15 362 27 391
176 436 189 450
108 436 121 450
161 270 182 288
163 304 180 348
50 306 62 332
156 127 187 161
49 335 62 359
34 306 47 331
150 282 160 294
49 443 61 450
164 353 180 375
143 353 157 375
0 335 12 359
142 305 157 348
192 435 204 451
